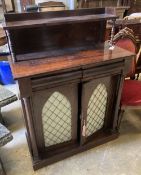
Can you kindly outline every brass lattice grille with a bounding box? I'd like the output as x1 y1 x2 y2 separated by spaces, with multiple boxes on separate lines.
86 84 107 137
42 92 72 147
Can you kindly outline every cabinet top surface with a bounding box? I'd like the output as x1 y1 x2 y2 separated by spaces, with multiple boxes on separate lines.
10 44 134 79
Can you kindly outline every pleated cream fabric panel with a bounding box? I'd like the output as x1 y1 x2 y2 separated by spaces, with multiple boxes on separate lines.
42 92 72 147
86 84 108 137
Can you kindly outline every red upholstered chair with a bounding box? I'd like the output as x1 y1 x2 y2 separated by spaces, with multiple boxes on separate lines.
121 80 141 106
113 27 137 79
113 27 141 127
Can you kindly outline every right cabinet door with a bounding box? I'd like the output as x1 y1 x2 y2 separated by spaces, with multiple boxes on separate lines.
81 75 121 144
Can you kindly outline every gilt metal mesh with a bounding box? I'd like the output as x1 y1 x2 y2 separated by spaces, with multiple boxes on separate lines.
42 92 72 147
86 84 107 137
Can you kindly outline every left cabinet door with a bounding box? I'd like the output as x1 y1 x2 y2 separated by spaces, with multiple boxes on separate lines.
31 83 78 157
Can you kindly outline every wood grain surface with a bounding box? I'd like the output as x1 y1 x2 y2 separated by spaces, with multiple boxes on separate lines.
9 44 134 79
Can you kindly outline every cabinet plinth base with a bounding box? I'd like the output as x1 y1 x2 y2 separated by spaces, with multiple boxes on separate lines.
30 131 119 170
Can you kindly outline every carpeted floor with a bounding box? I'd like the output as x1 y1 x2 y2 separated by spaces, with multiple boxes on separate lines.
0 84 141 175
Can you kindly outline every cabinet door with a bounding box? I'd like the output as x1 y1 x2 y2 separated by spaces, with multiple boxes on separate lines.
81 75 119 144
31 83 78 156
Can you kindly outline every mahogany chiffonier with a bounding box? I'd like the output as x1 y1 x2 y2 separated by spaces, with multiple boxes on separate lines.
3 8 134 170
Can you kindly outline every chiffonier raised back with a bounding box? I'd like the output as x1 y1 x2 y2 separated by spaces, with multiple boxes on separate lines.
3 8 134 170
4 8 116 62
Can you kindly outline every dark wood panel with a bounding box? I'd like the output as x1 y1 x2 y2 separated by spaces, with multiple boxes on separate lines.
4 8 106 22
8 22 105 57
127 0 141 14
31 70 81 90
4 14 116 29
4 8 117 62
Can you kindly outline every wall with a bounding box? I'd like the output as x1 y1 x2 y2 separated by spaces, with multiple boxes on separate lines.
14 0 22 12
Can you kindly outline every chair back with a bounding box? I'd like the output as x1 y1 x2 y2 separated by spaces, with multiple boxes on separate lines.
113 27 137 78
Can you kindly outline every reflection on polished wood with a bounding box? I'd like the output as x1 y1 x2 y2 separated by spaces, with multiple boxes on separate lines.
10 45 134 79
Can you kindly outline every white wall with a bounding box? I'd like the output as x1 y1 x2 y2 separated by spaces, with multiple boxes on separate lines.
14 0 22 12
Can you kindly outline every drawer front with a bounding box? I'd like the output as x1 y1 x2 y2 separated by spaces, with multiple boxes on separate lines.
31 70 82 90
82 60 125 79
